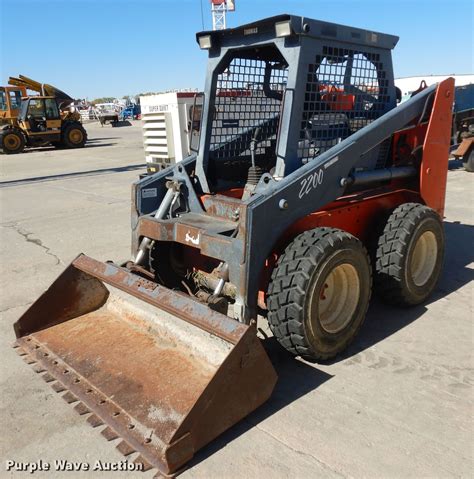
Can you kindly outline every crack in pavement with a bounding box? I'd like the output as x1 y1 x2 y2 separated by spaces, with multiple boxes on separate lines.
255 425 347 478
4 224 63 266
45 183 128 205
0 302 33 314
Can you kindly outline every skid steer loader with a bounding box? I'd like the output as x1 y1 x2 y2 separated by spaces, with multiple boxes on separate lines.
13 15 454 476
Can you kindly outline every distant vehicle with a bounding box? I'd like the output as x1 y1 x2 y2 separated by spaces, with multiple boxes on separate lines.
452 83 474 171
95 103 121 126
1 75 86 154
453 83 474 142
395 75 474 171
0 96 87 154
120 104 141 121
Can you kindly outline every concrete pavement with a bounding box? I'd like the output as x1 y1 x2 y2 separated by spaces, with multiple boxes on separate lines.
1 122 472 478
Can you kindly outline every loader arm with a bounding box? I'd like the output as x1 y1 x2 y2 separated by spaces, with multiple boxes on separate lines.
9 74 75 103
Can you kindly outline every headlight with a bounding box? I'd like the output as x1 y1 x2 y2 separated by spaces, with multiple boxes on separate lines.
275 20 293 38
198 35 212 49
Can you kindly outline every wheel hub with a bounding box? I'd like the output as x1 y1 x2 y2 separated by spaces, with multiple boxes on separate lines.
69 129 83 144
4 133 20 149
318 263 360 334
410 231 437 286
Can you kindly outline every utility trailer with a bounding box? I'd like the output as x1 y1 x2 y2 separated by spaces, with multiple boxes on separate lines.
14 15 454 477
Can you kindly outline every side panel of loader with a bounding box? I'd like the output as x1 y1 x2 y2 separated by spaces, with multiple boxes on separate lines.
242 80 454 316
419 77 455 216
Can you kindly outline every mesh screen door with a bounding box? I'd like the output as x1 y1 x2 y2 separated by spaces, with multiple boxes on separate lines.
208 52 288 182
299 46 388 163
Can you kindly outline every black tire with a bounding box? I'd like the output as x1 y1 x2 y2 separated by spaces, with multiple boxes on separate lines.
1 129 25 154
375 203 444 306
462 148 474 172
149 242 187 289
61 122 87 148
267 228 372 361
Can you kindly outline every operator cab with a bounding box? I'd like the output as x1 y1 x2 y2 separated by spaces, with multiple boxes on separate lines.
0 86 24 121
194 15 398 194
19 97 61 137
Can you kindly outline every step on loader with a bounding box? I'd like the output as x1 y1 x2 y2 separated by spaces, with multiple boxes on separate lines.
13 15 454 476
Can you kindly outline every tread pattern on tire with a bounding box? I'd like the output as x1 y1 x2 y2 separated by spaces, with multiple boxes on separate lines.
1 129 25 154
375 202 442 305
267 227 371 360
62 123 87 148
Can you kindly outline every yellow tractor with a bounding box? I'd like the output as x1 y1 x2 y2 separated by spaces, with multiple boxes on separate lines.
0 75 87 154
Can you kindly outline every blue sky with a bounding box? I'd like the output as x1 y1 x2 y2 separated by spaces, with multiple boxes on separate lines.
1 0 472 99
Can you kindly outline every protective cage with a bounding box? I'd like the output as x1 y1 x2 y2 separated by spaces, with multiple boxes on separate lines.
194 14 398 190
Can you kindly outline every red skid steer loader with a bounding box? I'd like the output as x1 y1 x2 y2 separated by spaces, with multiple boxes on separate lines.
13 15 454 476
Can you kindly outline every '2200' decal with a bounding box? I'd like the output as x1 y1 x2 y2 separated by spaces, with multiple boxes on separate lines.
298 169 324 199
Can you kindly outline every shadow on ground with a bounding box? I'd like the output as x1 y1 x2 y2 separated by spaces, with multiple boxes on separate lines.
86 137 120 142
329 220 474 362
110 120 132 127
6 137 118 156
190 336 333 469
0 163 145 188
190 220 473 467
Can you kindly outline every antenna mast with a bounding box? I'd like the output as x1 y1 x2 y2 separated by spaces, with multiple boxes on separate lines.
210 0 235 31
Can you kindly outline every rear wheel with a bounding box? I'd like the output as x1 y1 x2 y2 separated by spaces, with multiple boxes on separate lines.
1 129 25 154
61 123 87 148
267 228 372 361
375 203 444 305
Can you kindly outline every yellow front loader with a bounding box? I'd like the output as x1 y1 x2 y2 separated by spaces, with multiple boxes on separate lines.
0 74 86 154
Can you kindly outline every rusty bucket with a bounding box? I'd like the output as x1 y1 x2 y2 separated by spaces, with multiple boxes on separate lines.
13 254 277 476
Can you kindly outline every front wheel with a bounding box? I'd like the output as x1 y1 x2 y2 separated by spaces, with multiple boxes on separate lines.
267 228 372 361
1 129 25 154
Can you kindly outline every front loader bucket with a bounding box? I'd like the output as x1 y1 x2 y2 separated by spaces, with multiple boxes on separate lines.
13 254 277 476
